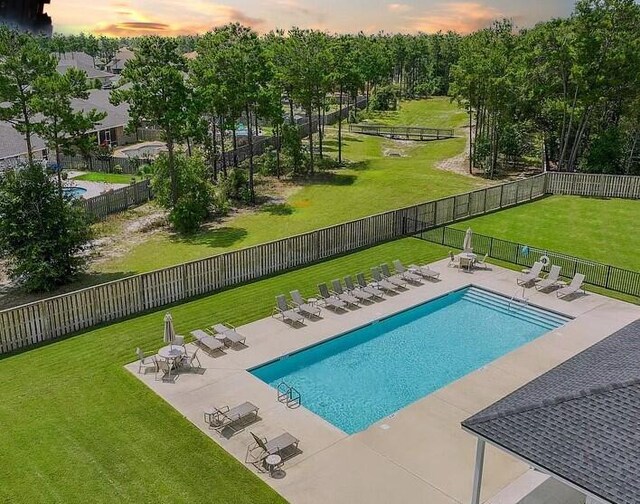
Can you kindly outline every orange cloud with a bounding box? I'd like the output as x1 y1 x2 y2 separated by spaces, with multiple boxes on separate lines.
409 2 502 33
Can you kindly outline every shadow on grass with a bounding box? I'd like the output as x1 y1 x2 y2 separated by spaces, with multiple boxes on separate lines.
260 203 295 216
296 172 357 186
170 227 248 249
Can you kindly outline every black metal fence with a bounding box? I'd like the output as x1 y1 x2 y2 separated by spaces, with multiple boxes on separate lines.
413 224 640 298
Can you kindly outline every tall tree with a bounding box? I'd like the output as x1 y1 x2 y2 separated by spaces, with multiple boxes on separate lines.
112 37 194 205
0 27 57 164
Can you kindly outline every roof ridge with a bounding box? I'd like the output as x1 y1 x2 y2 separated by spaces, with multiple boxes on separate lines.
466 376 640 425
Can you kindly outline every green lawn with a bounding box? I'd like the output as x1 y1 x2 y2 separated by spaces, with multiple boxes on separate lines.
452 195 640 271
71 172 141 184
0 238 449 504
99 98 481 275
362 97 469 129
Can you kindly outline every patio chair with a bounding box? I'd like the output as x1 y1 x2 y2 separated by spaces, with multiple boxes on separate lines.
448 251 459 268
459 256 473 272
474 253 489 270
407 262 441 280
331 279 360 306
212 323 247 348
205 402 259 436
317 283 347 311
173 335 186 348
155 358 175 382
136 347 157 374
355 273 385 299
392 260 423 283
370 267 398 293
246 431 300 471
517 261 544 286
536 265 562 291
190 329 225 355
557 273 586 299
181 346 201 370
344 275 376 301
380 263 407 288
290 290 322 318
273 295 306 325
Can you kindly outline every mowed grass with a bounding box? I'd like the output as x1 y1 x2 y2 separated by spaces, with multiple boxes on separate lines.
99 98 481 275
362 97 469 129
0 238 449 504
452 195 640 271
72 172 141 184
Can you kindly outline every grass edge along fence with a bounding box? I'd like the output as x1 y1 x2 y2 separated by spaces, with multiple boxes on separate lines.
413 225 640 299
0 175 546 354
81 179 152 221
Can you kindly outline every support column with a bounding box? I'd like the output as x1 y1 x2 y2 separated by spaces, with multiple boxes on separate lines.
471 439 486 504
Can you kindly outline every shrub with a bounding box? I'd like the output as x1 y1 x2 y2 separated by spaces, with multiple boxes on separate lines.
151 153 215 233
219 168 250 203
370 84 400 111
113 164 123 174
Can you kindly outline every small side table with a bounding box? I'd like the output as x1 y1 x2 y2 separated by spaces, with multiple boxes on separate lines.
307 297 318 306
264 454 283 478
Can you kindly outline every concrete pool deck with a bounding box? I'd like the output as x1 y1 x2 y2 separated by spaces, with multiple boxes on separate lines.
126 260 640 504
67 171 128 198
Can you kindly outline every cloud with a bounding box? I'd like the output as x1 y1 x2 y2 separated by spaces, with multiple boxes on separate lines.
409 2 503 34
387 3 412 13
274 0 326 24
90 2 264 36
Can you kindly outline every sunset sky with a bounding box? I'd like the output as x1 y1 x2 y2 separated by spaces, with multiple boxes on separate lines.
48 0 576 36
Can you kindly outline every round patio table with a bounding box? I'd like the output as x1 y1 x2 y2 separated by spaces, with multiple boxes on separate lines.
158 345 185 362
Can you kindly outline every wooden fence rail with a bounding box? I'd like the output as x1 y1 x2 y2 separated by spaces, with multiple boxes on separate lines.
80 179 153 220
0 175 546 354
348 124 456 141
545 172 640 199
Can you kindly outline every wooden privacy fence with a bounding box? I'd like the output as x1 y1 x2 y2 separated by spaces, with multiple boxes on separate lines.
0 175 546 354
415 226 640 298
545 172 640 199
59 153 145 175
80 179 152 220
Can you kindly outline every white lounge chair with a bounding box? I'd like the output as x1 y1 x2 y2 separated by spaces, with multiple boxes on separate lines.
290 290 322 318
448 251 459 268
370 267 398 293
355 273 385 299
136 348 157 374
212 323 246 347
343 275 376 301
557 273 586 299
407 262 441 280
517 261 544 286
380 263 408 287
205 402 259 436
536 265 562 291
191 329 225 355
392 260 423 283
318 283 348 310
474 253 489 270
273 295 306 325
331 279 360 306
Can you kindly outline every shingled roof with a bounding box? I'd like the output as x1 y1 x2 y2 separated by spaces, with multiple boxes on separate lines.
462 319 640 504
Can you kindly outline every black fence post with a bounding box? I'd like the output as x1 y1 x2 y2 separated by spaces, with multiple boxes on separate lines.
605 265 611 290
489 237 494 258
499 184 504 208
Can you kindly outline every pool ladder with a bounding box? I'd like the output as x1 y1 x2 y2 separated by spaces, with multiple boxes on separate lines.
508 287 529 310
276 381 301 409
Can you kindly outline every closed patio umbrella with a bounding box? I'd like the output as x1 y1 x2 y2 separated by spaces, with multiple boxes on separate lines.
163 313 175 345
463 228 473 252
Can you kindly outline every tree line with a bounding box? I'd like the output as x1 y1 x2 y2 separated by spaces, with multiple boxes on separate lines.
450 0 640 176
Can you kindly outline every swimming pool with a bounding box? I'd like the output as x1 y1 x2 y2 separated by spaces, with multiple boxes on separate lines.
63 186 87 198
251 287 570 434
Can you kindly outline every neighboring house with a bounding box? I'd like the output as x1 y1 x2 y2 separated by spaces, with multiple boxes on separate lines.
107 48 134 74
0 121 47 170
0 89 133 168
56 51 116 86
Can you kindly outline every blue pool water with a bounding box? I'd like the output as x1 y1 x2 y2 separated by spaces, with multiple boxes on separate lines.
251 287 569 434
63 186 87 198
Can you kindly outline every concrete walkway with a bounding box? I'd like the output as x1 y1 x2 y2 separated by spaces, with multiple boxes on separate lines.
126 260 640 504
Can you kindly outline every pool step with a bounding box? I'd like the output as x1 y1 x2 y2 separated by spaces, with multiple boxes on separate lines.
462 288 570 330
